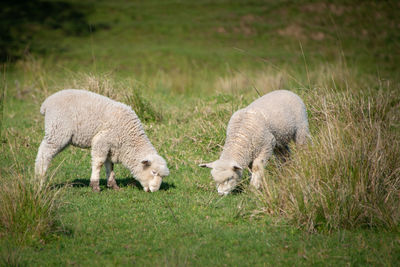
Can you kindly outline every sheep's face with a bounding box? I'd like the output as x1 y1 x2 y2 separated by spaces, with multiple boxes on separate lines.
199 160 243 196
139 155 169 192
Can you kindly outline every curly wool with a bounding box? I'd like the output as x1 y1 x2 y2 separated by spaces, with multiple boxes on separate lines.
35 89 169 192
200 89 310 195
222 89 310 167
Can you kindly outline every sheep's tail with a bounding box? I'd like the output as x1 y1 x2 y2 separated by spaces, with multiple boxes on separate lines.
295 125 312 145
39 101 48 115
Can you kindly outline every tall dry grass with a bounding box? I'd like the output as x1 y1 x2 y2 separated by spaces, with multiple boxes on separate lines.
257 84 400 232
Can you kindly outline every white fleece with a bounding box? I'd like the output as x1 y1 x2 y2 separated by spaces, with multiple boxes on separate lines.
35 89 169 192
200 90 310 195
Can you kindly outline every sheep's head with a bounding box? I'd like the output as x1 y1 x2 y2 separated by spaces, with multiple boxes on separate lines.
199 159 243 196
138 154 169 192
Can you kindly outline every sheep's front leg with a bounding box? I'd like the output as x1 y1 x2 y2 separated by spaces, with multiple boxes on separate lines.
250 157 265 190
89 157 104 192
105 159 119 190
90 132 109 192
250 133 276 190
250 147 274 190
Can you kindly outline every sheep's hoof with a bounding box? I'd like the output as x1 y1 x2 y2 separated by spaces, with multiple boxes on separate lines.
107 181 120 190
250 179 262 190
90 181 101 192
92 186 101 193
112 185 120 190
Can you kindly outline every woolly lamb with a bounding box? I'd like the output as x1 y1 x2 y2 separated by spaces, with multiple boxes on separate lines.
35 89 169 192
199 90 310 195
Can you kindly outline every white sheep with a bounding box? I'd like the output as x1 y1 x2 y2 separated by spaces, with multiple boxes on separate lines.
199 90 310 195
35 89 169 192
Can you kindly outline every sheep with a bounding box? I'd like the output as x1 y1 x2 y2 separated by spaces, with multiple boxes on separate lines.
35 89 169 192
199 90 310 196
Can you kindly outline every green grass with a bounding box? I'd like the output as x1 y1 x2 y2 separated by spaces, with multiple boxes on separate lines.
1 0 400 265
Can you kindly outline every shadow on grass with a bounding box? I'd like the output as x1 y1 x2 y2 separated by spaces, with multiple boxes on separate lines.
54 177 176 191
229 173 251 195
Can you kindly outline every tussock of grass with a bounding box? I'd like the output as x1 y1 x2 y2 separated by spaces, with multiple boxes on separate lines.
124 89 163 122
71 73 117 98
0 170 64 245
258 85 400 232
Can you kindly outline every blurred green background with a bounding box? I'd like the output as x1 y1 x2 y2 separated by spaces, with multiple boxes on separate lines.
3 0 399 90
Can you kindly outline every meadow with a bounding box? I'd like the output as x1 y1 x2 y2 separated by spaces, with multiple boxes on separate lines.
1 0 399 265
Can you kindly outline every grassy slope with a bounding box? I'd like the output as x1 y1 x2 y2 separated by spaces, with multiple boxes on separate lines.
1 0 400 265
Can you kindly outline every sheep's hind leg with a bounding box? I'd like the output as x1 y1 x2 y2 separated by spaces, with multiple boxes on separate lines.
105 159 119 190
35 138 69 187
90 133 110 192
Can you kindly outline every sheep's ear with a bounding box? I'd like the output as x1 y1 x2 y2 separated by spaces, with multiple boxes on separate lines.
232 165 242 172
141 159 151 167
199 162 214 169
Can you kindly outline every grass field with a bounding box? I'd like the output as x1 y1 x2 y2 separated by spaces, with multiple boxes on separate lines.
1 0 400 265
